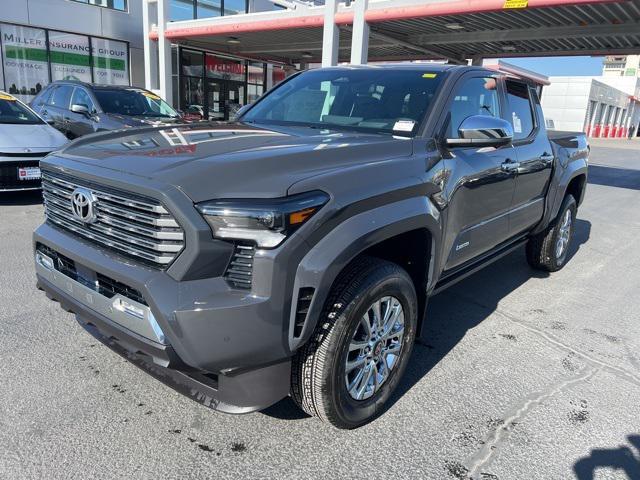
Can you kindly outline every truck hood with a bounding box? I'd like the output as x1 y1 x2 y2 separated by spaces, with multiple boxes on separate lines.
54 123 413 202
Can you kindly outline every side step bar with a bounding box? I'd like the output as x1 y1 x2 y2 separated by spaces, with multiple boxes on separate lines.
433 237 528 295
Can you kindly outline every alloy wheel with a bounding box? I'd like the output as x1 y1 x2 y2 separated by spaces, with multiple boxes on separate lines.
344 296 405 401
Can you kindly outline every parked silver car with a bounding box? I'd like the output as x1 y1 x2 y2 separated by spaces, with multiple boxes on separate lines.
0 92 68 192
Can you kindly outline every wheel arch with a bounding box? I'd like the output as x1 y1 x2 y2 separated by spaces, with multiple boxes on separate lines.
288 196 440 352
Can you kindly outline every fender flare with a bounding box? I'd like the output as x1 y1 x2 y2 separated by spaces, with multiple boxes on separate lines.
533 157 588 235
287 196 441 351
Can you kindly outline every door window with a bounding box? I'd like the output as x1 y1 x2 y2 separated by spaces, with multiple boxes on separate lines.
48 85 74 109
447 77 500 138
32 86 54 106
71 88 95 113
506 80 535 140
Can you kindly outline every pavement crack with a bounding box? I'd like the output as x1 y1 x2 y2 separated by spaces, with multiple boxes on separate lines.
465 368 599 479
495 308 640 389
450 292 640 388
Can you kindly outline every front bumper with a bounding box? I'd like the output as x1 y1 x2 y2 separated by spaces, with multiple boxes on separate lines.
0 159 42 191
34 224 292 413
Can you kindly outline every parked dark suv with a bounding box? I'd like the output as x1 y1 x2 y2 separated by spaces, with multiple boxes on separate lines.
31 81 184 139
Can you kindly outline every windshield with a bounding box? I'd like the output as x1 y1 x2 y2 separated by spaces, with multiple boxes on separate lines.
0 94 43 125
94 89 179 118
242 68 444 136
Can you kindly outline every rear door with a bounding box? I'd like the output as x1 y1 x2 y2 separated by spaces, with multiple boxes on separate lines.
46 85 74 136
440 74 518 271
504 79 554 235
67 87 98 138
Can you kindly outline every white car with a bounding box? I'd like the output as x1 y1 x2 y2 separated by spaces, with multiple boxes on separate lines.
0 92 68 192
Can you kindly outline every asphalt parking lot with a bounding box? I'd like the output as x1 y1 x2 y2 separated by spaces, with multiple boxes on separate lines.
1 138 640 480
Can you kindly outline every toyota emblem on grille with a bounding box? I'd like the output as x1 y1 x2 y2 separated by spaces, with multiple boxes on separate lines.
70 187 97 224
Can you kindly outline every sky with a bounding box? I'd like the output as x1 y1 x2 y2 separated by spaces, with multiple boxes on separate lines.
499 56 605 77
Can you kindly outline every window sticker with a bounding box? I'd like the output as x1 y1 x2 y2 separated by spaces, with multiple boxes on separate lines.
422 73 437 79
141 91 161 100
393 120 416 132
512 112 523 133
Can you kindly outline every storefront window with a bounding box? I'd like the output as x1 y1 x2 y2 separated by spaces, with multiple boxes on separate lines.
1 24 49 100
170 0 246 20
49 31 92 83
181 76 205 119
224 0 247 15
0 23 129 99
205 55 245 82
71 0 128 12
272 66 287 87
247 61 265 104
181 49 204 77
91 38 129 85
197 0 222 18
170 0 195 21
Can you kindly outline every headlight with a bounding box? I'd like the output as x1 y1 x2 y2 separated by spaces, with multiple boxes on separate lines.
196 191 330 248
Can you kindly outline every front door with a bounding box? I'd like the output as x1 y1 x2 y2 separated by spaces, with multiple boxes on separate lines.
440 75 518 271
205 79 224 121
66 87 98 139
205 80 246 121
225 81 245 120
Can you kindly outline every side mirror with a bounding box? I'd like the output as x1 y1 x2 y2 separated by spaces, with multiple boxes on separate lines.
446 115 514 148
71 104 90 117
232 103 251 121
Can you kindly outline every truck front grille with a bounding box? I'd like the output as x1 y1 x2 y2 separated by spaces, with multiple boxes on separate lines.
41 171 184 268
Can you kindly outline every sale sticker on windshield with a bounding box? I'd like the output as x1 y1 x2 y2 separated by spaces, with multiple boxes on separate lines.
393 120 416 132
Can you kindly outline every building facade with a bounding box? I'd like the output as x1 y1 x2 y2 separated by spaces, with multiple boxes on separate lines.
148 0 289 119
603 55 640 78
0 0 146 101
541 76 640 138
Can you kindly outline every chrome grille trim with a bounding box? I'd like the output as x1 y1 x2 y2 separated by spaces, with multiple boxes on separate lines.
41 171 185 267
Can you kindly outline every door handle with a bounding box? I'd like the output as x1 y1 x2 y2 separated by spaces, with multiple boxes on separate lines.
501 160 520 172
540 153 554 164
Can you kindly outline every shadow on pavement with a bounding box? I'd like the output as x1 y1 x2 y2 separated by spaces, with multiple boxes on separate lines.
264 219 591 422
574 435 640 480
588 164 640 191
0 190 42 206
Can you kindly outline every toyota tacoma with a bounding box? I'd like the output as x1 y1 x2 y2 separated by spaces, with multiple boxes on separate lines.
34 65 588 429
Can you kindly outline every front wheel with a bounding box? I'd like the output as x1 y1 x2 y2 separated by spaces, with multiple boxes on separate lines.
526 194 577 272
290 257 418 429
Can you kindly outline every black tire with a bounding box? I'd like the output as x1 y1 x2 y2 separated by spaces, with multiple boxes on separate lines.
290 256 418 429
526 194 577 272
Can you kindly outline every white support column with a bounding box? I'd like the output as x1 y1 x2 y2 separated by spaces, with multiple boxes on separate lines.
322 0 339 67
142 0 158 91
157 0 173 105
350 0 369 65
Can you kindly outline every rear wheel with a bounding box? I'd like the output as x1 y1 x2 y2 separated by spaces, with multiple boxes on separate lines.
526 194 577 272
290 257 417 429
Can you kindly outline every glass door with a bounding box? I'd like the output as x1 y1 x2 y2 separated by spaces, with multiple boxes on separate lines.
205 79 224 120
225 81 245 120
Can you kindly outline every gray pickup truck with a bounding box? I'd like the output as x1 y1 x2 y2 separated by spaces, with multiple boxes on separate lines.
34 65 588 429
